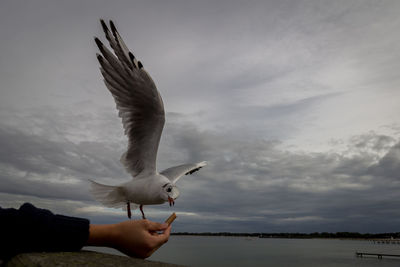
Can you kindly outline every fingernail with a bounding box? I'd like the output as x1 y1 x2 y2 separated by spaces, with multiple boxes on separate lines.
161 223 168 228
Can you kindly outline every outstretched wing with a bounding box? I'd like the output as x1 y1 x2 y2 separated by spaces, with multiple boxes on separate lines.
95 20 165 177
161 161 207 184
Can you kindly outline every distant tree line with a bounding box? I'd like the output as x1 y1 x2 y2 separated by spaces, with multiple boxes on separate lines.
172 232 400 239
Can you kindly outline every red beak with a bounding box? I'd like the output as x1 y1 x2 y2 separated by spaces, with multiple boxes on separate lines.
168 196 175 206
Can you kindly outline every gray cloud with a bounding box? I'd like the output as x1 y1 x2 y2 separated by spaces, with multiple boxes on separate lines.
0 109 129 202
0 109 399 232
1 0 400 233
159 120 400 232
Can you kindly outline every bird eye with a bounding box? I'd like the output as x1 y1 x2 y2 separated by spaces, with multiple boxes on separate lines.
167 187 172 193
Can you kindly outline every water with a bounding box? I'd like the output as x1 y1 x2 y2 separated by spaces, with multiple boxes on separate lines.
87 236 400 267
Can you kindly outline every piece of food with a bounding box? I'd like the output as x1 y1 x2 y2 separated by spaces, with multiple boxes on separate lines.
165 213 177 225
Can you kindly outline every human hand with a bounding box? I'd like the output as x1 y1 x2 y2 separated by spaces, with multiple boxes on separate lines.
112 219 171 258
88 219 171 258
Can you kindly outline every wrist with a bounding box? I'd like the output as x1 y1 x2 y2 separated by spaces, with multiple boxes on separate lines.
87 223 118 247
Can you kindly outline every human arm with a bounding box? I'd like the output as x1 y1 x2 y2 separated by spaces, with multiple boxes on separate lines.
87 220 171 258
0 203 89 260
0 203 171 260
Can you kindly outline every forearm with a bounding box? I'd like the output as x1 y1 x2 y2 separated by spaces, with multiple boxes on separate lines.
0 203 171 260
87 224 117 247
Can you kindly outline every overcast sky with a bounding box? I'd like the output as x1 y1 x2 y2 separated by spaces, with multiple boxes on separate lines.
1 0 400 235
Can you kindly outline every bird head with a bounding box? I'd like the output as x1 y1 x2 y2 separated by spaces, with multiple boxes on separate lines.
162 183 179 206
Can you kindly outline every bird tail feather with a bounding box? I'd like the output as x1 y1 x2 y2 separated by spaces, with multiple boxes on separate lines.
89 180 126 209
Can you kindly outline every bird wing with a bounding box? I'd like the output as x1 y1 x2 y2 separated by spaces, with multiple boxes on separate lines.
95 20 165 177
160 161 207 184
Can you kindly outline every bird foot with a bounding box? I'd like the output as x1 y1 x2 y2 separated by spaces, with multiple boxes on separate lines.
127 202 131 219
140 205 146 219
168 196 175 206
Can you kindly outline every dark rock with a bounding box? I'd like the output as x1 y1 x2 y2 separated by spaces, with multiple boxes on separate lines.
4 251 184 267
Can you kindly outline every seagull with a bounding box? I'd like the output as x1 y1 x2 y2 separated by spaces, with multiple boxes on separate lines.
90 20 207 219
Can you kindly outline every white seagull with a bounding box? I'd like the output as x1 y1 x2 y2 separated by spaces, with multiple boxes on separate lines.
90 20 207 219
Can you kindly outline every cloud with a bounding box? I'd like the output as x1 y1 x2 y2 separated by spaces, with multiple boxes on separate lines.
157 118 400 232
0 108 399 232
369 141 400 179
75 205 125 216
0 110 130 203
1 0 400 233
276 216 327 223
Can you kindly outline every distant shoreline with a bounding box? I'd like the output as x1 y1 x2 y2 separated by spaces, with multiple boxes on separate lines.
171 232 400 240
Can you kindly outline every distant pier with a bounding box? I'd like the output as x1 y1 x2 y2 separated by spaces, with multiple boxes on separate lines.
356 252 400 259
370 239 400 245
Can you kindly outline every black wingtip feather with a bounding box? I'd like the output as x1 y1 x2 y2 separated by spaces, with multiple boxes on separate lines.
138 61 143 69
100 19 109 33
109 20 117 37
185 166 202 175
96 53 103 63
94 37 103 48
128 52 136 68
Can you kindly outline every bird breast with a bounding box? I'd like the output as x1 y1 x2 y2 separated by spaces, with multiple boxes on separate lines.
122 176 166 205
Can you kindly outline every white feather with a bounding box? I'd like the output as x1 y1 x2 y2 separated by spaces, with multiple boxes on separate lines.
90 20 207 218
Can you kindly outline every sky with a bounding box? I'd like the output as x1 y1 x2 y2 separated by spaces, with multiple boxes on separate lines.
1 0 400 234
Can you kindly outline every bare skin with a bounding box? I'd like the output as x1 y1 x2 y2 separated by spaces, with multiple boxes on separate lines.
87 219 171 258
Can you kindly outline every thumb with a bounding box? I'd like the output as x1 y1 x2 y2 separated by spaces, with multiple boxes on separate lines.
145 220 168 231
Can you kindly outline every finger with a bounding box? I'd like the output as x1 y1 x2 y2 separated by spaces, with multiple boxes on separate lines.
145 220 169 231
145 226 171 257
163 225 172 236
153 225 171 244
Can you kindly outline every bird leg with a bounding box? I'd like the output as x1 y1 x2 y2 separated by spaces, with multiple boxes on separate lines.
140 205 146 219
127 202 131 219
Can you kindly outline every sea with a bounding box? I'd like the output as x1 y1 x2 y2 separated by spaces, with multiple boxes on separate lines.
86 236 400 267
